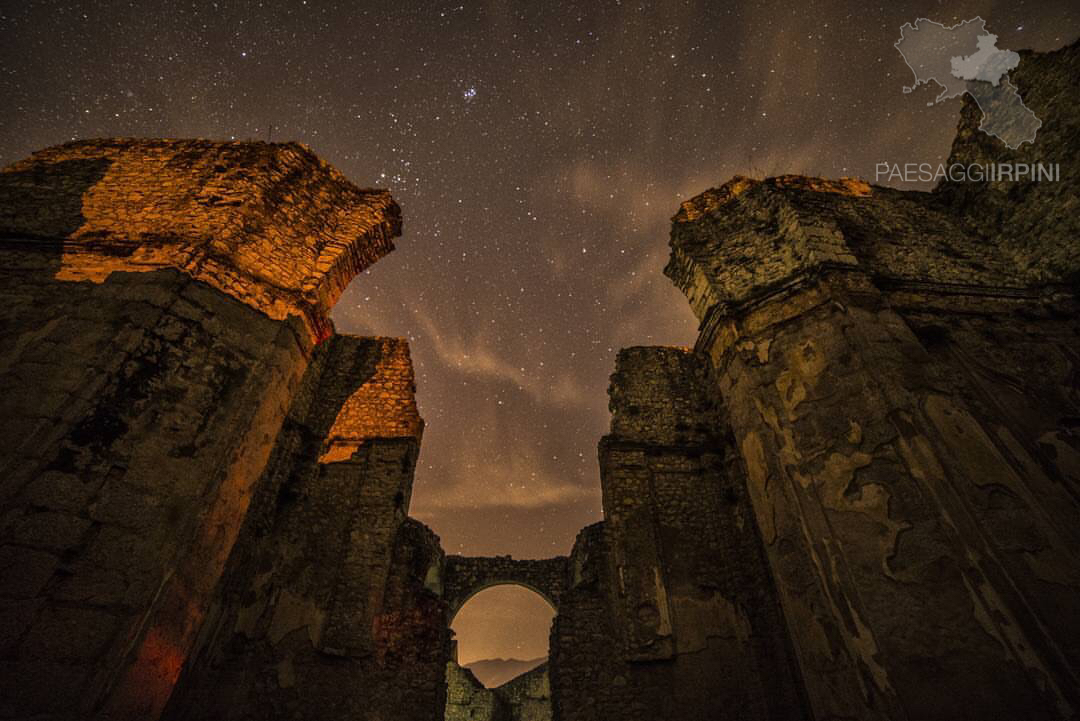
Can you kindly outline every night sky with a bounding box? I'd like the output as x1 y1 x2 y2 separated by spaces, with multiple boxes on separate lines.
2 0 1076 667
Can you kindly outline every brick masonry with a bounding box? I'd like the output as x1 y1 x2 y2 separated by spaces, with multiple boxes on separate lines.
0 138 401 342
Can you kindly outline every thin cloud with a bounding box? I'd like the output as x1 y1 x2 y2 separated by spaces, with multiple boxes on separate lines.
411 308 592 408
412 454 595 513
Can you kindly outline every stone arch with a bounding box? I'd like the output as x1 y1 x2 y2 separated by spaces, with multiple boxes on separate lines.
450 580 557 622
442 555 569 619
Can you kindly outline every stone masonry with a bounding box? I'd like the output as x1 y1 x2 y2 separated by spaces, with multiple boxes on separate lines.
0 139 429 721
164 335 446 721
662 39 1080 721
550 348 806 721
1 37 1078 721
444 660 550 721
443 555 567 618
0 139 399 343
445 661 507 721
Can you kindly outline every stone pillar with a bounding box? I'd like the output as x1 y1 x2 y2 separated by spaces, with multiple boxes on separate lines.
570 347 807 721
666 171 1080 720
550 523 637 721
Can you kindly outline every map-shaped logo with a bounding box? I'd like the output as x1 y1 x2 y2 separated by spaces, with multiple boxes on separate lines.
895 17 1042 148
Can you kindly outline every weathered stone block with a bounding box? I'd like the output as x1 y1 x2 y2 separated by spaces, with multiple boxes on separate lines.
0 545 59 599
53 526 165 608
0 659 89 717
3 510 91 551
20 605 119 662
0 598 41 656
660 39 1080 721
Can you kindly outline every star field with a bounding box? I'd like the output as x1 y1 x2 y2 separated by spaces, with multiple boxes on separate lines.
2 0 1076 664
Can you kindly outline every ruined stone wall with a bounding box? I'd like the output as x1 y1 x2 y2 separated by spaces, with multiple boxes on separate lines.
163 336 448 721
0 138 401 341
496 662 550 721
0 266 312 721
443 555 568 617
445 661 508 721
933 42 1079 269
441 557 563 720
664 40 1080 721
445 659 550 721
549 523 631 720
0 139 407 720
550 349 806 721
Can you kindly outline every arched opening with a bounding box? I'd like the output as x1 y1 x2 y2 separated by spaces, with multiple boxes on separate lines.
445 585 555 721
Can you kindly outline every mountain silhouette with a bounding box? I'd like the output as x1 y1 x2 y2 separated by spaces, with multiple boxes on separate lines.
464 656 546 688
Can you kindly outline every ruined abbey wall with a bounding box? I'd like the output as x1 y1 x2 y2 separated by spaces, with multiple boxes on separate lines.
445 661 506 721
546 39 1080 721
0 139 428 721
1 38 1078 721
0 263 313 720
162 336 447 721
498 662 550 721
444 661 549 721
551 349 806 721
443 555 567 617
661 40 1080 721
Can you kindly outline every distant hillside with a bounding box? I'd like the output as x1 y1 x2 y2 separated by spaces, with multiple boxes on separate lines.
464 656 546 688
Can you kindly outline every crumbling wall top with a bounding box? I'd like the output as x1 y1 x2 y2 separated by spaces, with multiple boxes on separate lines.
664 175 1009 324
607 346 720 447
318 336 424 463
0 138 402 340
934 40 1079 273
671 175 872 225
666 41 1080 326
